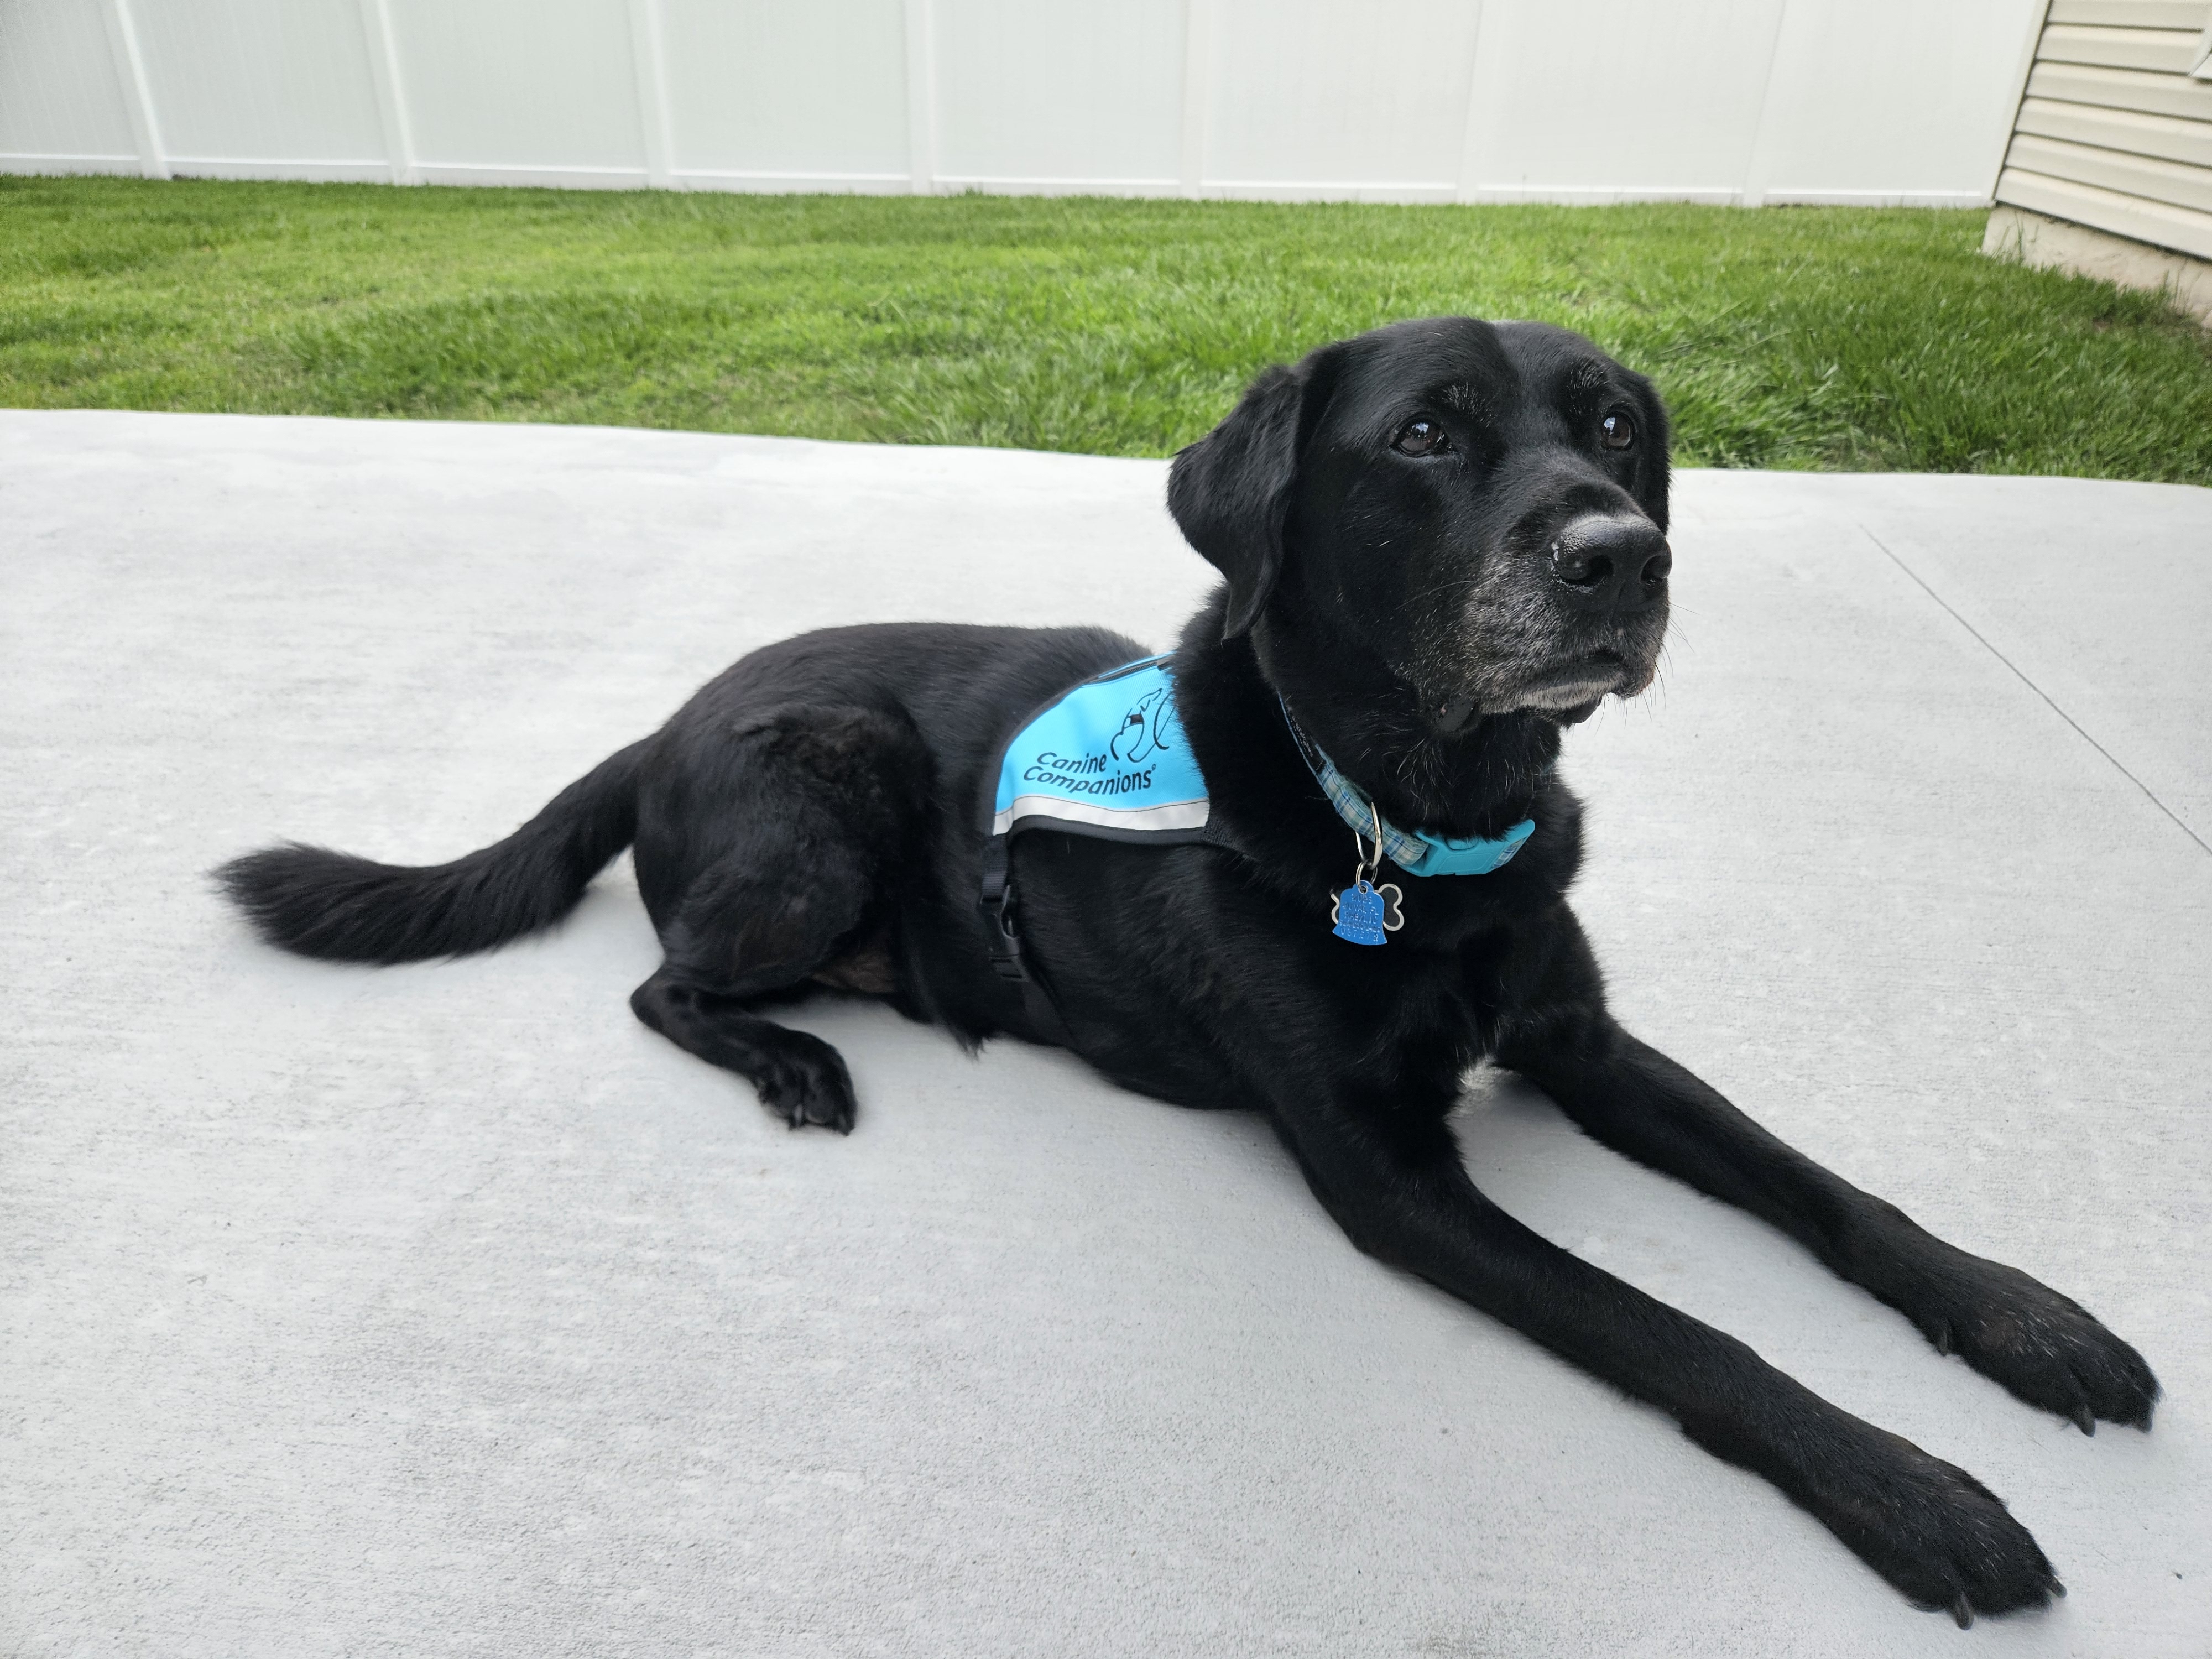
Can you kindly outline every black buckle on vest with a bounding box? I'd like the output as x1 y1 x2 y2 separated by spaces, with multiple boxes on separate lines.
978 837 1077 1046
978 838 1030 982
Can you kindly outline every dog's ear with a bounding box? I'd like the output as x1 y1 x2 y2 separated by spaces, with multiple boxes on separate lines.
1626 369 1672 534
1167 358 1326 640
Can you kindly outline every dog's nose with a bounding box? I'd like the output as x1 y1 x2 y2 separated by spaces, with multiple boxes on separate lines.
1549 514 1671 613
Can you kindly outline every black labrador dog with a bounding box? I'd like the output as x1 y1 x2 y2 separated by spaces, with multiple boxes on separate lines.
220 316 2157 1624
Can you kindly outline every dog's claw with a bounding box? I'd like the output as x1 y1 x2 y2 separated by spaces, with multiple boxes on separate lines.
1950 1593 1974 1630
1933 1322 1953 1357
2048 1578 2067 1600
2071 1403 2096 1437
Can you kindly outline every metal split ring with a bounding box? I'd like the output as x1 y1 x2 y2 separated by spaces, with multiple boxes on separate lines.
1354 798 1385 883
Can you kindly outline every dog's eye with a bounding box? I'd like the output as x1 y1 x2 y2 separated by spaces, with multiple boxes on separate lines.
1600 410 1636 451
1393 418 1448 457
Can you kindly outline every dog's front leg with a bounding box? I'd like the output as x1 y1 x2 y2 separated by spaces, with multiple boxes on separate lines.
1267 1091 2061 1623
1486 910 2159 1436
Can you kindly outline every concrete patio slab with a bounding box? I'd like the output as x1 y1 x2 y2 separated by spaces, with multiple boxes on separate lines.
2 410 2208 1658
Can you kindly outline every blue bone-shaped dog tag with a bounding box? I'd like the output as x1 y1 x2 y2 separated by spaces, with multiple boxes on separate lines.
1330 879 1404 946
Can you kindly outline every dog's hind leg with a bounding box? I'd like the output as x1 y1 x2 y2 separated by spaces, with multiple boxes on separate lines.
628 703 931 1134
632 967 860 1132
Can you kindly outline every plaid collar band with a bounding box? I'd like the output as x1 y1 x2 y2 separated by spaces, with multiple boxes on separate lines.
1277 701 1536 879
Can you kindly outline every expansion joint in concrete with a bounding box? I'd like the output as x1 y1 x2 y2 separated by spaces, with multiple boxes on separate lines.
1864 525 2210 860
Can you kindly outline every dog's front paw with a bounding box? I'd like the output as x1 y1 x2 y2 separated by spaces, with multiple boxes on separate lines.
1802 1426 2062 1626
1917 1258 2158 1433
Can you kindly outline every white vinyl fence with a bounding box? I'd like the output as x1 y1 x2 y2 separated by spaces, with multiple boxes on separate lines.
3 0 2044 207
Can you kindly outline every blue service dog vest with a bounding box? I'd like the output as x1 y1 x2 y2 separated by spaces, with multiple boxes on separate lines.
989 656 1209 845
977 656 1207 1040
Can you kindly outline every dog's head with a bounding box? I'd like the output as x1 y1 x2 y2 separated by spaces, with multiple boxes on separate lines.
1169 316 1670 733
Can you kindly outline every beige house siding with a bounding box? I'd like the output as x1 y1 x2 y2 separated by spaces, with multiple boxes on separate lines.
1995 0 2212 259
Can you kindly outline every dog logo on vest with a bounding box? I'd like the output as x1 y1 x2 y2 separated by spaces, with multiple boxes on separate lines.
1110 686 1175 763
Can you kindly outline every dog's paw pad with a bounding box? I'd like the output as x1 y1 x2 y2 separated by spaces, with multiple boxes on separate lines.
749 1032 857 1134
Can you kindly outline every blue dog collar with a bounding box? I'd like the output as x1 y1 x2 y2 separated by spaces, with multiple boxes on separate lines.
977 657 1528 978
1279 702 1534 878
981 655 1532 880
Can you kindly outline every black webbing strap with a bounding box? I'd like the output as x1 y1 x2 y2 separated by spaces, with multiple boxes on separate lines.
978 836 1078 1048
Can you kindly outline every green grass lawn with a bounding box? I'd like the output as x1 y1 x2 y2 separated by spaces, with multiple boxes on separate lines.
5 175 2209 481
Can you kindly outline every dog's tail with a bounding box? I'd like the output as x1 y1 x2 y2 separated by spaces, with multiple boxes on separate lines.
216 739 650 964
